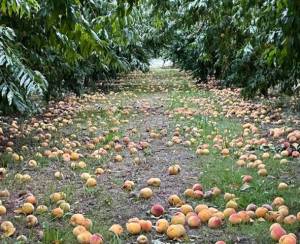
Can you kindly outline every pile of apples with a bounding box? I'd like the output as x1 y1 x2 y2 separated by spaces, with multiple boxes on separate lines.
105 179 299 244
71 213 104 244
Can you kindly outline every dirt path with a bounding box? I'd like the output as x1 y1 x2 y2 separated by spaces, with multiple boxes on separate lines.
107 93 198 211
83 90 203 243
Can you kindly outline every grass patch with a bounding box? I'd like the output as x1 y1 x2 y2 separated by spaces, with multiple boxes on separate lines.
166 74 300 243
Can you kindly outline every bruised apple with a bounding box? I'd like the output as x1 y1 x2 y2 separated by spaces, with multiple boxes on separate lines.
187 215 201 228
126 218 141 235
208 216 222 229
171 212 185 225
139 220 152 232
156 219 169 233
109 224 123 236
139 188 153 199
167 224 186 239
151 204 164 217
270 224 286 241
